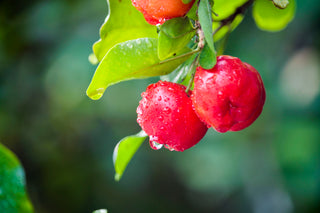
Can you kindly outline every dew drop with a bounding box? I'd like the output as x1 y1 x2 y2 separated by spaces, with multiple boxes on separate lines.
163 107 171 113
164 144 175 151
168 87 174 91
160 126 165 130
150 139 163 150
158 115 164 121
89 88 105 100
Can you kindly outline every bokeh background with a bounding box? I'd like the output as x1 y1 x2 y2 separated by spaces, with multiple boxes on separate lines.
1 0 320 212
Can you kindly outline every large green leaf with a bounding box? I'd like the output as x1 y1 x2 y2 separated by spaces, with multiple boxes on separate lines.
198 0 217 68
158 17 196 60
113 131 148 181
199 42 216 69
253 0 296 32
212 0 247 21
0 143 34 213
87 38 194 100
92 0 157 62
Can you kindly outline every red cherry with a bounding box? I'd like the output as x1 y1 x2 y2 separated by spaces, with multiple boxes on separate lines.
132 0 195 25
137 81 208 151
192 55 266 133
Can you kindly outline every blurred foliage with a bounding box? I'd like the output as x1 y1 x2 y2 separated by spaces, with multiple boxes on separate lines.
0 143 33 213
0 0 320 213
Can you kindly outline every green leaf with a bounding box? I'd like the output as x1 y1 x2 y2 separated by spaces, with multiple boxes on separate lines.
113 131 148 181
158 17 196 60
0 143 34 213
253 0 296 32
272 0 289 9
199 42 216 69
198 0 215 53
160 53 197 84
213 15 244 41
212 0 247 21
87 38 194 100
92 0 157 62
186 0 199 20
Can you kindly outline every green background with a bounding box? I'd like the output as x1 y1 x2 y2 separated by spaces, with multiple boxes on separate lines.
0 0 320 212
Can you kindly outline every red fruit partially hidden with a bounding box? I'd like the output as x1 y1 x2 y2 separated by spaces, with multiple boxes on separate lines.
192 55 266 133
137 81 207 151
132 0 195 25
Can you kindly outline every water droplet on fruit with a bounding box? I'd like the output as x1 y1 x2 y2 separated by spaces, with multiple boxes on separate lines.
163 107 171 113
157 96 162 101
159 81 166 86
158 115 164 121
168 87 174 91
160 126 165 130
149 139 163 150
164 144 175 151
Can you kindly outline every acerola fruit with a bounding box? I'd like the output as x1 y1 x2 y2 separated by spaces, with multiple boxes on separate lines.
131 0 195 25
137 81 208 151
192 55 266 133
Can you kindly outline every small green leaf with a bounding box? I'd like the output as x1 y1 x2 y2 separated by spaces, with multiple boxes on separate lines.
113 131 148 181
186 0 199 20
87 38 193 100
0 143 34 213
93 0 157 62
160 53 197 84
272 0 289 9
253 0 296 32
158 17 196 60
199 42 217 69
198 0 215 51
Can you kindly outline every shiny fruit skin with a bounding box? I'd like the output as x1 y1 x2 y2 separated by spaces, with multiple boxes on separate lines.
192 55 266 133
132 0 195 25
137 81 208 151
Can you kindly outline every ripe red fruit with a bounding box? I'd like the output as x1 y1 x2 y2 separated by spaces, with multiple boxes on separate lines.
192 55 266 133
137 81 208 151
132 0 195 25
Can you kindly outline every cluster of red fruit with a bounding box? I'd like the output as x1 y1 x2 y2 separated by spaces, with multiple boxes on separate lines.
133 0 266 151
